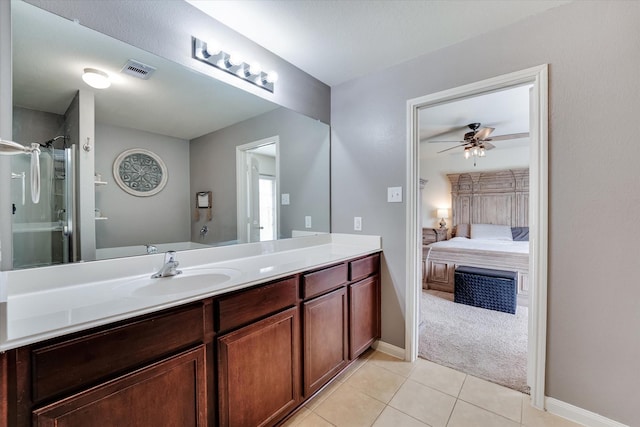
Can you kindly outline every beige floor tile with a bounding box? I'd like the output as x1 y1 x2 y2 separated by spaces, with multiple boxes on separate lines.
297 412 336 427
367 351 416 377
372 406 428 427
521 396 585 427
334 355 368 383
448 400 520 427
282 407 313 426
345 362 406 403
305 379 342 411
458 375 523 423
409 358 466 397
314 382 386 427
388 379 456 427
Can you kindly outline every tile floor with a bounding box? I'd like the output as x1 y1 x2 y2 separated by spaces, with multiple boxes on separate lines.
283 350 583 427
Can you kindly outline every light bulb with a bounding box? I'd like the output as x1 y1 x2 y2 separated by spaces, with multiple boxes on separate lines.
82 68 111 89
479 147 486 157
464 148 471 159
204 41 221 57
472 147 479 156
228 52 244 66
265 71 279 83
247 62 262 76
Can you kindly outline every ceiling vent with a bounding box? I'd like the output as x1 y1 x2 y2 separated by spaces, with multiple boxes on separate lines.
120 59 156 80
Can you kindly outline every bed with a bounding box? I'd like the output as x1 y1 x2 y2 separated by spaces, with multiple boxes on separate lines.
423 169 530 306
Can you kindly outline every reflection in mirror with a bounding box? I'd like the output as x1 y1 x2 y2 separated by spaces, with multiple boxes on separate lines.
10 1 330 269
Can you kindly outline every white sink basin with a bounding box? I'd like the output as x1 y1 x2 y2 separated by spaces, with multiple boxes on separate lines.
124 267 242 297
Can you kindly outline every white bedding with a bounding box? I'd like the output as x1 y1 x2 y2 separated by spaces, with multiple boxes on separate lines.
428 237 529 254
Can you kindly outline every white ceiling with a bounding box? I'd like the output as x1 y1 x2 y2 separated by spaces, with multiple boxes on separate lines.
420 84 531 158
186 0 571 87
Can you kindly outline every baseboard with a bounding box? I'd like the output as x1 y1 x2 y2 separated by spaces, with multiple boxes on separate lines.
371 340 405 359
546 397 629 427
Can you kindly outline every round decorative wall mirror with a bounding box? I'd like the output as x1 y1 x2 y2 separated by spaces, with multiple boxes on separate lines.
113 148 168 197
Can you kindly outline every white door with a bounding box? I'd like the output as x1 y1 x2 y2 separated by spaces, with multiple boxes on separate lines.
236 136 279 244
247 155 261 242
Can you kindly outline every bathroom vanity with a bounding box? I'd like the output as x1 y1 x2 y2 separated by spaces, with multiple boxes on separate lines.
0 234 381 427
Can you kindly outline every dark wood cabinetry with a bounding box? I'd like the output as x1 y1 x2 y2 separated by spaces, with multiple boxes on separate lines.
302 287 348 397
33 346 207 427
0 252 381 427
349 276 380 359
218 307 300 427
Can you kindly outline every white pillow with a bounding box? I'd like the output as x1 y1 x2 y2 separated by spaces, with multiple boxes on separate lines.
470 224 513 241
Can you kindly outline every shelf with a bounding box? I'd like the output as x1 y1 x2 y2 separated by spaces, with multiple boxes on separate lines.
94 181 108 186
95 217 108 221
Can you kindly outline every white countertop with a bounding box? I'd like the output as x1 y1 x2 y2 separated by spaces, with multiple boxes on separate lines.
0 234 381 352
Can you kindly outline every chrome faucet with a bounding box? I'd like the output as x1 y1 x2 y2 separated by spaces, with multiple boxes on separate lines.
200 225 208 239
151 251 182 278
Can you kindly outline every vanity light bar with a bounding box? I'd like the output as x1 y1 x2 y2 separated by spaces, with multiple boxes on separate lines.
192 37 277 93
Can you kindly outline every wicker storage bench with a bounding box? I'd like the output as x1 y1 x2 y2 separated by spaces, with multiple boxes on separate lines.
454 266 517 314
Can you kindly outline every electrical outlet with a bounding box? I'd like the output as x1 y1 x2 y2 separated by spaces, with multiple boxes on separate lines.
354 216 362 231
305 216 312 228
387 186 402 203
281 193 290 205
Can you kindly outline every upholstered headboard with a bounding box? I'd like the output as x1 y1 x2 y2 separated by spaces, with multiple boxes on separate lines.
447 168 529 229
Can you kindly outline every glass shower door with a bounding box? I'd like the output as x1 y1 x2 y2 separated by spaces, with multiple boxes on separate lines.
11 144 76 268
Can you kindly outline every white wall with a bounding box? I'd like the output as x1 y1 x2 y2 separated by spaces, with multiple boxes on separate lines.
420 145 529 228
331 2 640 425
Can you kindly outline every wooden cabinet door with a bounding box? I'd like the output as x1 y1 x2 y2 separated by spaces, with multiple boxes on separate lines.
218 307 300 427
303 287 348 397
349 276 380 359
32 346 207 427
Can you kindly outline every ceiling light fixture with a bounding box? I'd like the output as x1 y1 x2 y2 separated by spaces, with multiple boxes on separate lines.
82 68 111 89
464 144 486 166
192 37 277 93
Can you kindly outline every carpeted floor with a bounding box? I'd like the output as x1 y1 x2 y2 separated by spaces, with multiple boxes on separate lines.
419 290 529 393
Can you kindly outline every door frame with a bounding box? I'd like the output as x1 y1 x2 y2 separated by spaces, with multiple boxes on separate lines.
236 136 280 243
405 64 548 408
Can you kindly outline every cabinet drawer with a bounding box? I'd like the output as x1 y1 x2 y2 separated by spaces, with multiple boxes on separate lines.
349 253 380 282
216 276 298 332
302 263 348 299
33 346 207 427
31 303 205 403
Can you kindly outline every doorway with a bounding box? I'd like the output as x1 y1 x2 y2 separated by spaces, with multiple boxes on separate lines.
236 136 280 243
419 84 531 393
405 65 548 408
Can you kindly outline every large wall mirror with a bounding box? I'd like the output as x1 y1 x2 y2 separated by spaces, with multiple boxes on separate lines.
9 1 330 269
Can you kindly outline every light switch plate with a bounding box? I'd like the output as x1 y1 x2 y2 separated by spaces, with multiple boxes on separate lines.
281 193 290 205
387 186 402 203
354 216 362 231
305 216 312 228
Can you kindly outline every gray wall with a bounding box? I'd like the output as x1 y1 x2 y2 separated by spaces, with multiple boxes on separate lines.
23 0 330 124
331 1 639 425
94 122 191 248
190 107 330 244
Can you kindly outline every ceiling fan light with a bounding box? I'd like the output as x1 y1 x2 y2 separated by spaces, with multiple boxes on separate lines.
464 148 471 159
479 148 486 157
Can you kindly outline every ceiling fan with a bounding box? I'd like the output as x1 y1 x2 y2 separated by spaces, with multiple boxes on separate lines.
427 122 529 158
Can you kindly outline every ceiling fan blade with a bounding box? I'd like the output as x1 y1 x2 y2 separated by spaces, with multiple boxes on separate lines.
483 142 496 150
425 139 464 144
474 127 495 141
437 143 468 154
487 132 529 141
